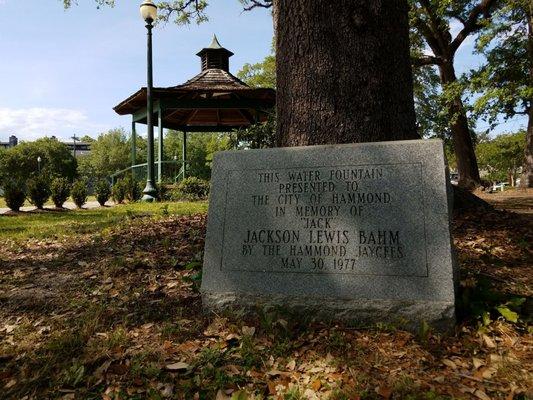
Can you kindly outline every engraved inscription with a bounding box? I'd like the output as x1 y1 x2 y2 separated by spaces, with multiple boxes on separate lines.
221 163 427 277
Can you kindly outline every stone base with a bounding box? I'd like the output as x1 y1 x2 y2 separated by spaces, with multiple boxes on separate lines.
202 291 456 332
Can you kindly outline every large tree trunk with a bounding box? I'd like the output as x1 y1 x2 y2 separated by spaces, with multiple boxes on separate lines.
521 12 533 188
275 0 418 146
438 62 481 190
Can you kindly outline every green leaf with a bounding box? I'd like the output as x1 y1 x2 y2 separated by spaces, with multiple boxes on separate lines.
506 297 526 308
481 311 491 326
496 305 519 323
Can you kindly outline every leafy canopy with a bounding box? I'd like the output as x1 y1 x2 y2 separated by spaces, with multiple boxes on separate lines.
469 0 532 128
0 138 77 187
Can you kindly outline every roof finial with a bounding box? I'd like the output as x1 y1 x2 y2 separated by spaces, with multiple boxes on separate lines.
208 34 223 49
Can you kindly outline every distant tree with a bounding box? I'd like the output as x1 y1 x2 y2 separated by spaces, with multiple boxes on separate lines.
80 135 95 143
470 0 533 187
0 138 77 187
78 128 132 180
476 131 526 185
237 54 276 89
163 131 231 180
409 0 502 189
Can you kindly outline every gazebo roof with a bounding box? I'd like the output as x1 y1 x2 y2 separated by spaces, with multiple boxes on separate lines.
113 36 275 132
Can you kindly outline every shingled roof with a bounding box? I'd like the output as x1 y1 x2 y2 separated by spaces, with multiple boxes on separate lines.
113 36 275 131
174 68 249 91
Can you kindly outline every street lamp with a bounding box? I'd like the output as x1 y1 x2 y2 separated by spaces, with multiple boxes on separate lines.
37 156 42 174
140 0 158 202
71 135 80 158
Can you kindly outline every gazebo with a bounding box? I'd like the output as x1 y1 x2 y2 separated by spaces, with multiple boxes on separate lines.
113 35 276 182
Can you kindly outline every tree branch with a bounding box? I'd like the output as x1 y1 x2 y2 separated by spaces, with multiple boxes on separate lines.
157 0 209 25
412 55 444 67
241 0 272 11
450 0 498 54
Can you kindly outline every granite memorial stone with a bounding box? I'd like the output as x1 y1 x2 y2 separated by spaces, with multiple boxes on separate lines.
201 139 457 330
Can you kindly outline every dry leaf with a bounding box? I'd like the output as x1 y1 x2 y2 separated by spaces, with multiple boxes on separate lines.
481 367 497 379
242 326 256 336
482 335 496 348
375 385 392 399
165 362 190 371
286 359 296 371
442 359 457 370
474 389 491 400
215 390 230 400
472 357 485 370
311 379 322 391
4 379 16 389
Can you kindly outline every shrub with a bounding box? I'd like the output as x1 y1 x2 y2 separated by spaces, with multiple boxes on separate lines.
123 175 143 202
50 177 71 208
95 180 111 206
112 180 127 204
27 176 51 209
71 180 88 208
3 180 25 211
157 184 171 202
171 177 210 201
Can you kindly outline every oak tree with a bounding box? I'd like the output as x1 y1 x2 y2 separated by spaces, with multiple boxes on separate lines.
470 0 533 188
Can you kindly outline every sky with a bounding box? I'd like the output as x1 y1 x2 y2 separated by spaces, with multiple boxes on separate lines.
0 1 527 143
0 0 274 142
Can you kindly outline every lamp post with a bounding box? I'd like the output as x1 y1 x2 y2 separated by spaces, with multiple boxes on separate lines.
140 0 158 202
37 156 42 173
173 154 178 182
71 135 80 158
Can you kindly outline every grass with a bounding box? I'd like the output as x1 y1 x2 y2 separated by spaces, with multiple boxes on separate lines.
0 195 531 399
0 201 208 241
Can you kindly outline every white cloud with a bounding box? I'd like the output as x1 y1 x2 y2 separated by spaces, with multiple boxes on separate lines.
0 107 106 141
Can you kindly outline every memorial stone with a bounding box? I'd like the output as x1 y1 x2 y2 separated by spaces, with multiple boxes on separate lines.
201 139 457 330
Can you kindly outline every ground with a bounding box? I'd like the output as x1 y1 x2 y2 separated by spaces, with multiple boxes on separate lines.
0 192 531 400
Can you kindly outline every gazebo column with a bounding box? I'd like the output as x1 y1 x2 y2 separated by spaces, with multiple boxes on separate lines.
157 106 163 183
182 130 187 179
131 120 137 168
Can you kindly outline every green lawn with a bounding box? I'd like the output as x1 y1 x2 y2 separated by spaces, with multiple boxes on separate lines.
0 201 208 241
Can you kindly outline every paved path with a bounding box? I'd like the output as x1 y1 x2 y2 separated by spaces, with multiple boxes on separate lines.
0 200 115 215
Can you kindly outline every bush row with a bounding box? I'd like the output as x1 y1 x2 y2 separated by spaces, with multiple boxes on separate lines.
2 175 210 212
2 177 111 212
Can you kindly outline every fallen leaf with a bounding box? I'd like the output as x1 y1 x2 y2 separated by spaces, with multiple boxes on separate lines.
482 335 496 349
165 362 190 371
474 389 491 400
311 379 322 391
4 379 16 389
376 385 392 399
242 326 256 336
286 359 296 371
215 390 230 400
442 359 457 370
472 357 485 370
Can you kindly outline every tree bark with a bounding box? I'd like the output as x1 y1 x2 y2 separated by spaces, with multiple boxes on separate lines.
275 0 418 146
438 62 481 190
521 12 533 188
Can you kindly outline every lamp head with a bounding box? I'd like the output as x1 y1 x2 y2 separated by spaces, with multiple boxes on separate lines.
140 0 158 23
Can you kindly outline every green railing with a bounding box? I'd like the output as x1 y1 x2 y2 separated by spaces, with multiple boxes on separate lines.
110 161 188 185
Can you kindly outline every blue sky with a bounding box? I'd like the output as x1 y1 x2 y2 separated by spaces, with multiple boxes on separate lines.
0 0 274 142
0 1 526 143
